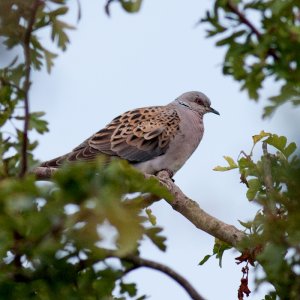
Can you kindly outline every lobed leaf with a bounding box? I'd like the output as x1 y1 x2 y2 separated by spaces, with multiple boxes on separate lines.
214 156 238 171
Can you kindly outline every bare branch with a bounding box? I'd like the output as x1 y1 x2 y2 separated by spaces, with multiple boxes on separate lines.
31 166 57 180
155 171 246 248
20 0 42 177
104 0 118 16
123 255 206 300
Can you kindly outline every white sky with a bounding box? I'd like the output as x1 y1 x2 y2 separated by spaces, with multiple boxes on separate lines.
22 0 300 299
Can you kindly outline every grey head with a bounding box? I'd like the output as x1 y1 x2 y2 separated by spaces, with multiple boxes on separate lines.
172 91 219 116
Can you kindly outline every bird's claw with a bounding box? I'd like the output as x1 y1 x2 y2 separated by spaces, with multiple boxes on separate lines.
156 169 175 182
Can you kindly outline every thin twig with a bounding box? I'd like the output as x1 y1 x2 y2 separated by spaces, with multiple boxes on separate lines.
123 256 206 300
227 0 261 37
226 0 279 61
20 0 42 177
262 142 274 195
104 0 118 16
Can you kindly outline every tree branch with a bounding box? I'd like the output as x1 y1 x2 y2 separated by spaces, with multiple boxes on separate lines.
154 171 246 248
123 255 205 300
227 0 261 38
226 0 279 61
31 166 57 180
32 167 246 248
20 0 42 177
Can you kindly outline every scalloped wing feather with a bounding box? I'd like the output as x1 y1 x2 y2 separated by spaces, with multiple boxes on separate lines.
40 106 180 167
89 106 180 162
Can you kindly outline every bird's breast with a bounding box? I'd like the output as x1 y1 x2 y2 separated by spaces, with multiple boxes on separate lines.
134 109 204 175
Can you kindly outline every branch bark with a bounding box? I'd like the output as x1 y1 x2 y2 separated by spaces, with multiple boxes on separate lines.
32 167 246 248
123 256 205 300
20 0 42 177
155 171 246 248
226 0 279 61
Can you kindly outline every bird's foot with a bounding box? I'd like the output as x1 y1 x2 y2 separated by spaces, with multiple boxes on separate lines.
156 169 175 182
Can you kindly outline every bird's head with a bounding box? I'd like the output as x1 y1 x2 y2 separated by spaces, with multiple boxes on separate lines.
174 91 220 116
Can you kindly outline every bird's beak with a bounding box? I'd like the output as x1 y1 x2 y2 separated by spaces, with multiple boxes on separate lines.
209 107 220 115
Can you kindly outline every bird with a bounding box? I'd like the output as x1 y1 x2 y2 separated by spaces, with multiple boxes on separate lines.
40 91 219 177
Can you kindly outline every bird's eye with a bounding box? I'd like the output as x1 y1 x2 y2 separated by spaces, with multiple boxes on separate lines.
179 101 191 108
195 98 204 106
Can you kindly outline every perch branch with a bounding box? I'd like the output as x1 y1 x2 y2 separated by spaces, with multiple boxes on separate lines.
154 171 246 248
32 167 246 248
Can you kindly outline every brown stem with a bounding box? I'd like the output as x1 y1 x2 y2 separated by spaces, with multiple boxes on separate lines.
19 0 42 177
227 1 261 37
123 256 205 300
226 0 279 61
262 141 276 214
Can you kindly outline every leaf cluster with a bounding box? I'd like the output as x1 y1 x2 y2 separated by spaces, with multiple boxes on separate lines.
0 0 76 177
215 131 300 298
199 239 232 268
202 0 300 117
0 159 170 299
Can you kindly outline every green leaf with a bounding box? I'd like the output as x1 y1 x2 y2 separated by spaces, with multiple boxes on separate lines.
213 156 238 171
216 30 245 46
199 240 231 268
51 20 75 51
213 239 231 268
145 208 156 225
283 142 297 159
49 6 69 17
145 227 166 251
120 0 143 13
120 282 137 297
265 134 287 153
238 219 252 230
252 130 271 145
29 111 49 134
199 254 212 265
246 178 260 201
43 48 58 73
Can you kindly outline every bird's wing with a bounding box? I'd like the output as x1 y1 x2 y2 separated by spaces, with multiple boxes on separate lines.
88 106 180 162
40 106 180 167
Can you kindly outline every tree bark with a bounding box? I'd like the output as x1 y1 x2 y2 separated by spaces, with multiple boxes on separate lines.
32 167 246 248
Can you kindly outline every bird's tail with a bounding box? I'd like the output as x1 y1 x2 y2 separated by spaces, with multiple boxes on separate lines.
40 153 71 168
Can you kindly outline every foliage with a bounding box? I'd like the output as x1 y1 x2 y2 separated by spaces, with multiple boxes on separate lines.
0 1 171 299
0 159 169 299
199 239 232 268
215 131 300 299
0 0 74 178
202 0 300 117
1 0 300 299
